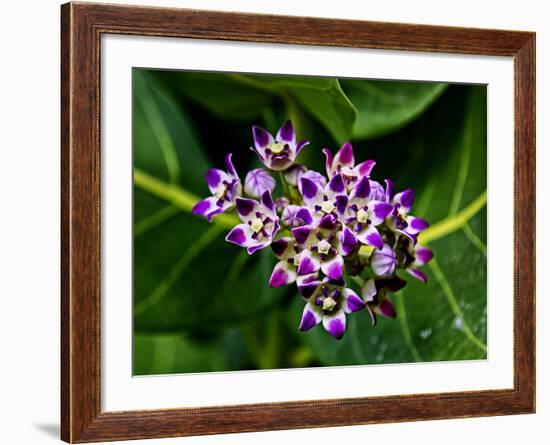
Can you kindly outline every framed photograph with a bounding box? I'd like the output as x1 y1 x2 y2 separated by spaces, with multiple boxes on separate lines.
61 2 535 442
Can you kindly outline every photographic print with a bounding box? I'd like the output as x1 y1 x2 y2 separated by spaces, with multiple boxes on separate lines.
132 69 487 376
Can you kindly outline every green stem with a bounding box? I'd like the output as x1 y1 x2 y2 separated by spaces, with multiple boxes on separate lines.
278 171 290 199
418 190 487 244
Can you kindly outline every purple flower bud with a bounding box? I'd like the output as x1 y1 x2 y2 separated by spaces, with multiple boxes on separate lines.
371 244 397 277
244 168 276 198
284 164 307 186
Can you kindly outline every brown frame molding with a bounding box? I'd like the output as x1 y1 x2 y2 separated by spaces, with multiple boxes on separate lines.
61 2 536 442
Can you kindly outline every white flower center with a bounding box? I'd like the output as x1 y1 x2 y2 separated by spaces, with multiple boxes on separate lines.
321 200 335 214
356 208 369 223
270 142 285 154
322 296 337 311
250 217 264 233
214 185 226 199
317 239 331 255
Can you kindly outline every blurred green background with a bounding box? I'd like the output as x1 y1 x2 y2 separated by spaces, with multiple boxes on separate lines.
132 68 487 375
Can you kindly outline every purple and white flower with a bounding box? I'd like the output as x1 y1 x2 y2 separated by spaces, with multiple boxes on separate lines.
396 238 434 283
251 120 309 171
384 180 429 243
323 142 376 190
298 173 348 224
298 276 365 339
268 237 300 288
225 189 280 254
192 153 241 221
244 168 276 198
291 215 350 281
361 276 407 325
343 176 393 250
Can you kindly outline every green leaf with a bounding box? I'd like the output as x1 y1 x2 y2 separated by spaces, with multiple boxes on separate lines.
292 85 487 365
230 74 357 144
134 329 252 374
341 80 447 140
151 70 273 121
133 70 286 335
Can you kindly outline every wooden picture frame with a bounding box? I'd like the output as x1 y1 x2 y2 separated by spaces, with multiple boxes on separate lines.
61 2 535 442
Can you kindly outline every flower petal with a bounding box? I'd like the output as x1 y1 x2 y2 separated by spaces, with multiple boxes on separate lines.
355 159 376 177
276 120 296 145
366 305 377 326
299 177 323 207
205 168 228 193
244 168 276 198
339 226 358 256
407 268 428 283
351 176 371 200
247 241 270 255
295 140 310 155
415 246 434 265
317 214 338 231
292 225 314 246
369 201 393 225
270 237 295 259
327 173 346 194
343 289 365 313
225 223 254 248
361 279 377 302
369 180 386 201
252 125 274 150
235 197 259 221
322 148 334 176
333 142 354 169
192 197 217 219
380 276 408 292
394 188 415 212
297 274 321 299
376 299 396 319
300 169 327 189
321 254 344 281
192 196 229 222
299 303 322 332
334 195 349 216
406 216 429 234
225 153 238 177
260 189 276 214
282 205 310 228
322 310 346 339
269 260 297 287
296 207 314 225
297 249 321 276
357 225 384 250
384 179 394 203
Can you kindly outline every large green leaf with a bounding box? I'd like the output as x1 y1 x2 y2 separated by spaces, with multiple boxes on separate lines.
233 74 357 144
133 70 286 335
134 329 252 375
152 70 273 122
288 85 487 365
341 80 447 140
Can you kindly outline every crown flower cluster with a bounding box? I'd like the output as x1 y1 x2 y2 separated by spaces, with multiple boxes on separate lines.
192 120 433 340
